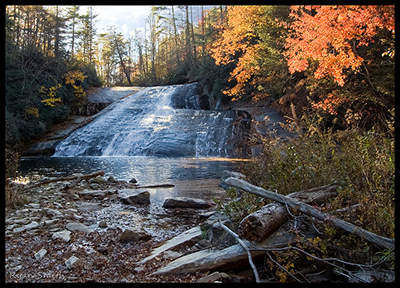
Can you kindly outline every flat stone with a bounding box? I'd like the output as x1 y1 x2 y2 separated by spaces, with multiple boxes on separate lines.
13 218 30 225
24 221 39 230
65 255 80 269
27 203 41 209
162 197 211 209
45 208 64 219
120 190 150 205
119 227 151 244
77 203 101 212
13 226 26 234
66 222 93 234
52 230 71 242
34 248 47 261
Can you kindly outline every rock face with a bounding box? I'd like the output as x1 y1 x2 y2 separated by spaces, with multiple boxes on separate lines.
119 227 152 243
23 140 60 156
120 190 150 205
162 197 211 209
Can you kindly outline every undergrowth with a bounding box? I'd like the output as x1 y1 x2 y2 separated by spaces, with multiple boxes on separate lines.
220 116 395 282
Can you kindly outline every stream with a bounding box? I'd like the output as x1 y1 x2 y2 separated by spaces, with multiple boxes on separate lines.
17 83 250 239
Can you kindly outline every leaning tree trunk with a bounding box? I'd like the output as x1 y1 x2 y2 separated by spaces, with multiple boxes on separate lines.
238 184 337 241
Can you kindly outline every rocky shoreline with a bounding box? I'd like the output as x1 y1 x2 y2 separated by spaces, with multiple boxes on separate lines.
5 169 253 283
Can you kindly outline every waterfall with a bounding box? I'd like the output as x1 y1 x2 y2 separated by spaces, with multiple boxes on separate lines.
53 83 237 157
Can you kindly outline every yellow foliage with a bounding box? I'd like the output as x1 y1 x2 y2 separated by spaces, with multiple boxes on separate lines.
24 106 39 118
63 70 87 98
40 84 62 107
64 70 87 84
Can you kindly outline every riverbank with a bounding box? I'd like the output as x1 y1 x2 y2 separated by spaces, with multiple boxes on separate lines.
5 170 225 282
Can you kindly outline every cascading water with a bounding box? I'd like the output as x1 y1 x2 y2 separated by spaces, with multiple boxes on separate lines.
53 83 237 157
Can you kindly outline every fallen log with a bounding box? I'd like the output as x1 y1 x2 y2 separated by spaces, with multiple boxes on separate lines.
225 177 395 250
137 226 202 265
136 183 175 189
152 228 299 276
20 170 105 192
238 184 337 241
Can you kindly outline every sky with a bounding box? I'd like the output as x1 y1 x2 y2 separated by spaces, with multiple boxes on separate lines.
78 5 211 39
79 5 153 38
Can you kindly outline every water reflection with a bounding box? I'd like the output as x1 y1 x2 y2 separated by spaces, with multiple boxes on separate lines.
19 156 246 204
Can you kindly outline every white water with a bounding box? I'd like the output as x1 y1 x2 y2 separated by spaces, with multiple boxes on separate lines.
53 84 237 157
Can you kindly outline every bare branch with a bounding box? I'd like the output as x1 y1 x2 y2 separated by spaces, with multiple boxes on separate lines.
218 220 260 283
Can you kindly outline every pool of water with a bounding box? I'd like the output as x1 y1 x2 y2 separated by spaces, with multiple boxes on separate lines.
18 156 246 205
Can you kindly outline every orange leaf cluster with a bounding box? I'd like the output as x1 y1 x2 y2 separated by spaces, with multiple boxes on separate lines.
311 92 350 115
285 5 395 87
210 6 264 98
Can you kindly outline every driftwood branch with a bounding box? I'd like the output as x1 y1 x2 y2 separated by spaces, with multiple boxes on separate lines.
218 221 260 283
225 177 395 250
20 170 105 192
238 184 337 241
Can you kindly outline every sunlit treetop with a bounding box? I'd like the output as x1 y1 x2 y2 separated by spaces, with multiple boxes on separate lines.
285 5 395 87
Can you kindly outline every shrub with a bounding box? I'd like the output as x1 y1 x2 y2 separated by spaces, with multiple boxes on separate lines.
240 126 394 239
232 121 395 281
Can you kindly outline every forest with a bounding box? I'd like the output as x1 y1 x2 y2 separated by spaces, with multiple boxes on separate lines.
5 5 395 148
5 5 395 282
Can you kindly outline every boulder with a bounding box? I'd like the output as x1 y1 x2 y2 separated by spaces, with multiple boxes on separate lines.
119 227 151 243
120 190 150 205
107 176 117 183
162 197 211 209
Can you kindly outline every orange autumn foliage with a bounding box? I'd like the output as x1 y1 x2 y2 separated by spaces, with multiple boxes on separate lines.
285 5 395 87
210 6 264 99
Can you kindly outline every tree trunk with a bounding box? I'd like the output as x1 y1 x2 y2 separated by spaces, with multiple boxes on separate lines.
171 5 180 67
238 184 337 241
115 39 132 86
225 177 395 250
